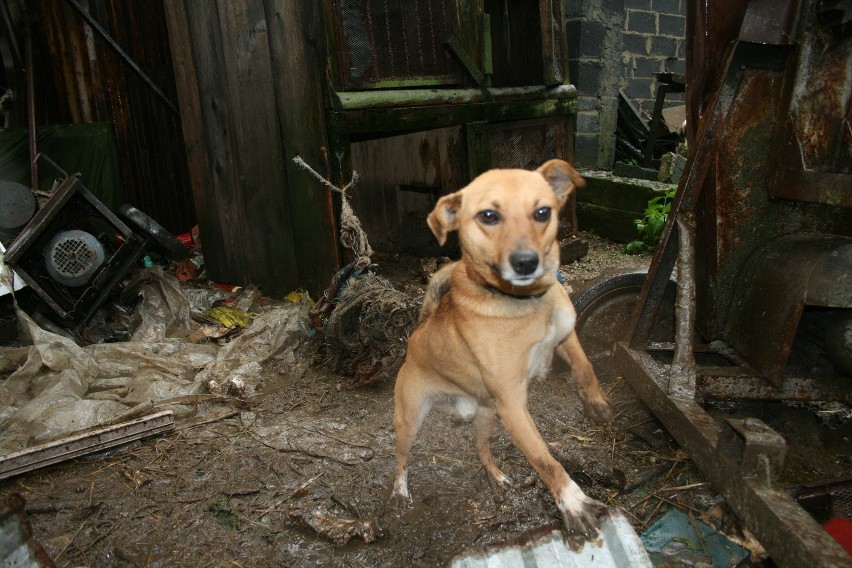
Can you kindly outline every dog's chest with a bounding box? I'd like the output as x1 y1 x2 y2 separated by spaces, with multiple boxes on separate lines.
527 305 575 380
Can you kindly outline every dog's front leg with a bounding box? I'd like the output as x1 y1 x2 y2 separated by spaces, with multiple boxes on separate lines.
557 332 613 424
492 387 607 538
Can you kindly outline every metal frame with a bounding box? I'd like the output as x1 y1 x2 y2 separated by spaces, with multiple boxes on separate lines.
611 2 852 565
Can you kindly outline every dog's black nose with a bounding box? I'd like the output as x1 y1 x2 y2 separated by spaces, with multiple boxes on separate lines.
510 250 539 276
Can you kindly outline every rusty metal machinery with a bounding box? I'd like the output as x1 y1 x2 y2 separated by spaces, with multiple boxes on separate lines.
576 1 851 566
4 173 188 333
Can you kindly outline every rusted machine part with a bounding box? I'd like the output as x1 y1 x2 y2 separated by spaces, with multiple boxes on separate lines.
697 372 852 403
826 311 852 376
768 4 852 208
725 235 852 386
718 417 787 486
615 344 851 567
605 1 852 565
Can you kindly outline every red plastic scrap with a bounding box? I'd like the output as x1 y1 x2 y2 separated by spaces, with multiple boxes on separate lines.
823 517 852 555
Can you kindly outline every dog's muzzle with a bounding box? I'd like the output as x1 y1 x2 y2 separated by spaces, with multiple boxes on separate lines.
501 249 545 286
510 250 539 276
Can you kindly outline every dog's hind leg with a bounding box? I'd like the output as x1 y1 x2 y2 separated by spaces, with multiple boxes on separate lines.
472 405 511 489
391 363 432 504
557 332 613 424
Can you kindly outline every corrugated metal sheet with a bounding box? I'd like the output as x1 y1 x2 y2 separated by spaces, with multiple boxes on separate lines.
450 510 652 568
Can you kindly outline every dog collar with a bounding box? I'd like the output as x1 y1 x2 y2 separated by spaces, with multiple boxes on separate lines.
483 284 547 300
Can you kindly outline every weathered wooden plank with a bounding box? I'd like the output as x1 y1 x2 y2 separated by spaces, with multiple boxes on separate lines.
264 0 340 294
464 121 492 178
332 85 577 110
329 96 577 136
217 0 300 294
164 0 225 271
349 127 466 253
0 411 175 481
181 1 241 283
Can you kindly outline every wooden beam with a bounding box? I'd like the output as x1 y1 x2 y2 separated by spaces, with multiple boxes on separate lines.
265 0 340 295
329 96 578 137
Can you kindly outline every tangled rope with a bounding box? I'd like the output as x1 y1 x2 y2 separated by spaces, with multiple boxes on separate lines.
294 156 420 386
293 156 373 261
323 274 420 386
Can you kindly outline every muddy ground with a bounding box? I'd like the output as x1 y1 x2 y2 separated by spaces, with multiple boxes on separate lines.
2 233 850 567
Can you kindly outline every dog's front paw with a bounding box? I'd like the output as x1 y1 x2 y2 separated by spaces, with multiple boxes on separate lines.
556 480 609 544
580 391 613 424
561 497 609 548
387 478 413 512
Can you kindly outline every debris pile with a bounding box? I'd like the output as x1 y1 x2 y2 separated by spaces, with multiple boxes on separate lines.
323 272 420 386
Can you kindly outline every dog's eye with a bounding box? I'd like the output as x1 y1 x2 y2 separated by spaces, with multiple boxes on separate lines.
533 207 551 222
477 210 501 225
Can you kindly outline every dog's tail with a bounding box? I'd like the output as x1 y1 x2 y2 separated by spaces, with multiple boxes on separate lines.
419 262 455 323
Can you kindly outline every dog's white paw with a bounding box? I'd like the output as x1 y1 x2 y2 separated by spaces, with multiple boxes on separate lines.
484 468 513 499
556 480 609 542
491 470 512 487
388 476 412 511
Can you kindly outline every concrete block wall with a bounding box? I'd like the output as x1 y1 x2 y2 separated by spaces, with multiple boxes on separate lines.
566 0 686 170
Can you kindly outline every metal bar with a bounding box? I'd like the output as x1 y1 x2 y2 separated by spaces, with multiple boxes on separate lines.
669 213 697 398
25 22 37 189
698 373 852 403
0 411 175 481
62 0 178 115
616 344 852 568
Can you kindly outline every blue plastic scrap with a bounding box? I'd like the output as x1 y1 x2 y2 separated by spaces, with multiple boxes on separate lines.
640 508 749 567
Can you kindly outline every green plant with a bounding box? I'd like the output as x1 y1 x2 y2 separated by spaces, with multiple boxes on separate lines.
624 185 677 255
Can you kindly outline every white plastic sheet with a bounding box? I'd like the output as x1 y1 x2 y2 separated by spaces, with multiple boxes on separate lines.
0 268 312 455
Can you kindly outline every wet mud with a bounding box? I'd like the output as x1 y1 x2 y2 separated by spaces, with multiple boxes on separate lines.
1 235 848 567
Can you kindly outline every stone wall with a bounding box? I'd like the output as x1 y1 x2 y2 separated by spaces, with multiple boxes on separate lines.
566 0 686 170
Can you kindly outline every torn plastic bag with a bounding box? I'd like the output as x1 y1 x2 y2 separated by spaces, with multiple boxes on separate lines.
127 266 198 342
0 297 313 455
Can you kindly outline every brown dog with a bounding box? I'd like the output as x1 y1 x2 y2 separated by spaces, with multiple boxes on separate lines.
391 159 613 537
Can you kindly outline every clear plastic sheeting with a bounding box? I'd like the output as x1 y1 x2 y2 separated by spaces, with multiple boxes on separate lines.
198 306 313 396
0 271 313 456
128 266 198 342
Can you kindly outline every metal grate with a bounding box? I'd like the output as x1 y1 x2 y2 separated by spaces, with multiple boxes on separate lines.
791 478 852 523
832 486 852 520
333 0 465 88
51 235 98 278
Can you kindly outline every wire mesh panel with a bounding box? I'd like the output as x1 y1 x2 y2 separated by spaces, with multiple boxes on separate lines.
331 0 467 89
489 118 577 238
489 118 569 170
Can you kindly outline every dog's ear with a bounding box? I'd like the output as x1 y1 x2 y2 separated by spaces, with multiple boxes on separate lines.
427 192 462 246
536 159 585 205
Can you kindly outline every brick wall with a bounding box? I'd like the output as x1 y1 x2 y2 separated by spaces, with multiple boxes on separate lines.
566 0 686 170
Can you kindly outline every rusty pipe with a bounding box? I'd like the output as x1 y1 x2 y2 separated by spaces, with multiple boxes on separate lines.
25 22 37 190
